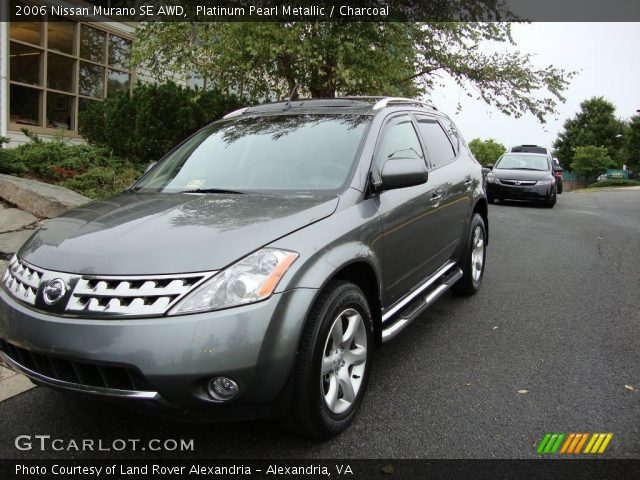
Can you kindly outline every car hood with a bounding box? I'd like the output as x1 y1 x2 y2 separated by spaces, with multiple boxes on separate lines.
19 192 339 275
490 169 552 181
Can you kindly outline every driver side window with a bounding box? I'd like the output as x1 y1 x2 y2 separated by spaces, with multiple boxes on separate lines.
375 116 424 172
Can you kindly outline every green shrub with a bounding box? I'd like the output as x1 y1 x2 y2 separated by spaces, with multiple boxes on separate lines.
0 134 142 199
79 81 241 164
587 179 640 188
63 165 142 199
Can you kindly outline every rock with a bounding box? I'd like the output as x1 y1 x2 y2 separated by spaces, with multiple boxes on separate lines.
0 208 38 233
0 174 90 218
0 230 34 254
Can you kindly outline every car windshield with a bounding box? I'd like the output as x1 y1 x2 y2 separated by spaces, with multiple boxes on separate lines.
132 114 370 194
495 154 549 171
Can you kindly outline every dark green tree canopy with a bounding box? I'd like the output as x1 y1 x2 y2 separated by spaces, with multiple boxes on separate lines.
468 138 506 166
621 115 640 172
553 97 626 170
133 10 574 122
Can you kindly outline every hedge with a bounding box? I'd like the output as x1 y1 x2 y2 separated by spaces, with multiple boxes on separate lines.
78 81 242 165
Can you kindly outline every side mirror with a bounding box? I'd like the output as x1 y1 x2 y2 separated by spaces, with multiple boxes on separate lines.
144 162 157 173
381 158 428 190
486 164 494 170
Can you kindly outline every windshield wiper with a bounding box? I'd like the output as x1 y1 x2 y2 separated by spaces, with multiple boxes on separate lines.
179 188 246 194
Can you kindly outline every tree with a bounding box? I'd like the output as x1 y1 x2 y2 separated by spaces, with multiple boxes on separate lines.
468 138 506 166
570 146 614 178
621 115 640 173
553 97 626 170
133 9 574 122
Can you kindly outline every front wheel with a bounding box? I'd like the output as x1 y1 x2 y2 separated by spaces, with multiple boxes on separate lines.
285 281 373 438
544 189 557 208
453 213 487 295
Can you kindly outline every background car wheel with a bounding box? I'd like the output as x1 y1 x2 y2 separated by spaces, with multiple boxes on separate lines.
453 213 487 296
487 195 495 204
285 281 373 438
544 189 557 208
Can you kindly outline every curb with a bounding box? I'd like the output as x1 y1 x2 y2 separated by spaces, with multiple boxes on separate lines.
0 174 90 218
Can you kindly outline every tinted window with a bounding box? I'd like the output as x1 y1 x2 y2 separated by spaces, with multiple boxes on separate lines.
134 114 370 194
415 116 455 168
375 117 423 170
496 154 549 171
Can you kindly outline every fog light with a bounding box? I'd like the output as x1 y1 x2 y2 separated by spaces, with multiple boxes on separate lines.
207 377 239 402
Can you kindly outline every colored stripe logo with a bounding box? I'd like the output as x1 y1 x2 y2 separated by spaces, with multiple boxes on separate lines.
537 433 613 454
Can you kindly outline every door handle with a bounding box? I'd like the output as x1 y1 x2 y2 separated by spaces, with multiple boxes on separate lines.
464 177 473 186
431 192 443 202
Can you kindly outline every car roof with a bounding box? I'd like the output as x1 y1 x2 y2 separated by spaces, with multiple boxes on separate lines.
223 97 442 119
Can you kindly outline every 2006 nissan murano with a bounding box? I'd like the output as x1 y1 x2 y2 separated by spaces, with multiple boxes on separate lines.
0 97 488 438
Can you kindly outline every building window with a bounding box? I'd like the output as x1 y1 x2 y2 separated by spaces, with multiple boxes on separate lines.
8 1 133 133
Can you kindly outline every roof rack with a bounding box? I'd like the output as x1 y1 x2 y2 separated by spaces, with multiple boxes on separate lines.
371 97 437 111
222 97 437 119
222 107 249 119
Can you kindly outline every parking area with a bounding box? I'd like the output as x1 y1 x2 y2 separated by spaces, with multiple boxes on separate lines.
0 188 638 459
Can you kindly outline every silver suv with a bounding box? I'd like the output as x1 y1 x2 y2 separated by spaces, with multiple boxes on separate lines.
0 97 488 438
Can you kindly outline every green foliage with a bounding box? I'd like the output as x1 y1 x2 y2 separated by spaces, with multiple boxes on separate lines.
570 145 615 178
620 115 640 173
79 81 241 164
587 179 640 188
553 97 626 169
468 138 506 166
133 18 574 122
0 134 143 199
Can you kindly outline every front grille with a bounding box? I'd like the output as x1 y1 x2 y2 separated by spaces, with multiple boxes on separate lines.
1 256 217 317
66 273 210 316
0 339 153 391
2 257 41 305
499 179 537 186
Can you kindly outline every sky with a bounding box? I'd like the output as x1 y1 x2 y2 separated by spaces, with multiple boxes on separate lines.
426 23 640 150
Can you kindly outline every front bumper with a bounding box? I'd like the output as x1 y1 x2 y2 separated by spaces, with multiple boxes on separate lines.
0 287 317 419
487 182 553 201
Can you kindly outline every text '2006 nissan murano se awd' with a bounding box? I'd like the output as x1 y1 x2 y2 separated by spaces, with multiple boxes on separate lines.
0 97 488 438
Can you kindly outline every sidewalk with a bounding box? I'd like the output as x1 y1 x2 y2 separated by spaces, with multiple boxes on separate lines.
0 200 41 401
0 175 90 403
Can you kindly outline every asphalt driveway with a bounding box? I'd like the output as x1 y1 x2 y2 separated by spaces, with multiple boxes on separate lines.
1 188 638 459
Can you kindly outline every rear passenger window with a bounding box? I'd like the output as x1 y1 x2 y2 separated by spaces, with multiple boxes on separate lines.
415 116 456 169
375 117 423 170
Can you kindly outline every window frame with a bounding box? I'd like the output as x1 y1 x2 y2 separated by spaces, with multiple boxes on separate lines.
412 113 458 171
372 113 428 176
8 2 135 136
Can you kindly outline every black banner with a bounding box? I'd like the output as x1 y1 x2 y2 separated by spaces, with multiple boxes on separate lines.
1 459 640 480
6 0 640 22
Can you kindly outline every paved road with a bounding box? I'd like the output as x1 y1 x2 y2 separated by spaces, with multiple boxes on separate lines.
1 189 639 459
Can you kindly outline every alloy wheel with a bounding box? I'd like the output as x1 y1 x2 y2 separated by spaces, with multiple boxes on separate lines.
321 308 368 415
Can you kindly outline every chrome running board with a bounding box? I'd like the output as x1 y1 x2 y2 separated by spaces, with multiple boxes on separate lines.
381 262 463 343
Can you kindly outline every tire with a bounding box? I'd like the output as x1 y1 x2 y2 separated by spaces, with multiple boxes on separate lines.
544 189 557 208
285 281 374 439
453 213 487 296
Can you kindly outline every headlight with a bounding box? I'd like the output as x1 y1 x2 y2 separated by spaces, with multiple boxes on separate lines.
537 179 555 185
486 176 500 184
168 248 298 315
